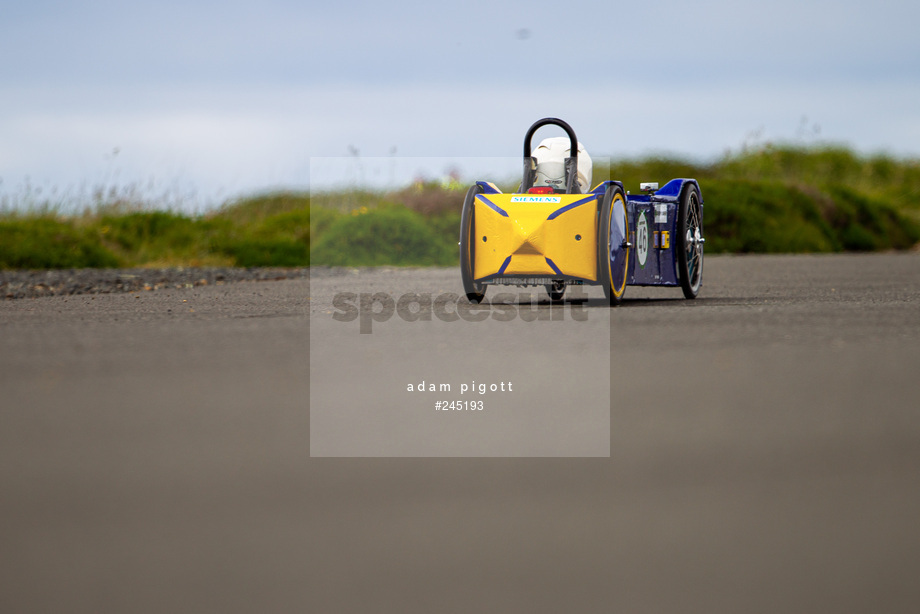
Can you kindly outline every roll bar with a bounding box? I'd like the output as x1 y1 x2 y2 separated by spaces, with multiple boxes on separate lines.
521 117 580 193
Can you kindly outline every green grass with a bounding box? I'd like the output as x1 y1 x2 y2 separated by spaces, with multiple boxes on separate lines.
2 146 918 270
311 204 450 266
0 216 119 269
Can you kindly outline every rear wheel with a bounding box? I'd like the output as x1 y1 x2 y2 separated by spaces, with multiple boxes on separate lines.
676 184 703 299
460 184 486 304
546 280 565 302
597 186 629 306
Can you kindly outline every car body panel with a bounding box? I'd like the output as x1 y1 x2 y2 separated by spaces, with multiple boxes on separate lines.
470 179 702 289
472 192 599 282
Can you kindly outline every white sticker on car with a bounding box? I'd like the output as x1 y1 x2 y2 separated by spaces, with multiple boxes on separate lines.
637 211 649 268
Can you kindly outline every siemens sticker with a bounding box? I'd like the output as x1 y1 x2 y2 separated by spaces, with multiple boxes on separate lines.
509 196 561 203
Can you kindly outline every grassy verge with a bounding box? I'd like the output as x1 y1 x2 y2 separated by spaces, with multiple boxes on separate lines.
2 146 919 270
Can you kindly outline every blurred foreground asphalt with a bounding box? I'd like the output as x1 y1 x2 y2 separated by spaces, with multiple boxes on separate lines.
2 254 919 613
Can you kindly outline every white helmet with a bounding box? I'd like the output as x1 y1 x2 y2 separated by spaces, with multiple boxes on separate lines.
533 136 593 192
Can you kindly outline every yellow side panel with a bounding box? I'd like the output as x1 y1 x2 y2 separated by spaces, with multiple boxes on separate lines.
471 198 529 277
542 200 597 280
472 194 598 281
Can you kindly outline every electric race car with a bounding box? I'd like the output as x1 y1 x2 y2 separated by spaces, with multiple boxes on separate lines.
459 118 704 305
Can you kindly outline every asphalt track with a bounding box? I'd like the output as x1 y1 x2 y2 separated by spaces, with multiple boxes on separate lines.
2 253 919 612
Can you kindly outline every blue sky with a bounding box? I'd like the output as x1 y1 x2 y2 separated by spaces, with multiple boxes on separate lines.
2 0 919 208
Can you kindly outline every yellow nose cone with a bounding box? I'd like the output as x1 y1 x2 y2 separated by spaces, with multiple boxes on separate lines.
472 194 599 281
510 211 549 256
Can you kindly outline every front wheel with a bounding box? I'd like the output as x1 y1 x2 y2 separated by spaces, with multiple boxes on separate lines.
676 184 704 299
597 186 629 306
460 184 486 304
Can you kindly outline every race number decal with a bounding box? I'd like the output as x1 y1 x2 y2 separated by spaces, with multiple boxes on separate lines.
636 210 649 268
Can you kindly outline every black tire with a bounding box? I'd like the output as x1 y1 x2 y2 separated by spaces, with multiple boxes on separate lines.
460 184 486 304
676 184 704 299
597 186 629 306
546 280 565 302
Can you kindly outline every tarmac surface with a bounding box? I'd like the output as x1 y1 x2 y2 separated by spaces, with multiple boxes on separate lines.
2 254 919 613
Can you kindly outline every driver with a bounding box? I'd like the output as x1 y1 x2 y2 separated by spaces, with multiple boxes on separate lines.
532 136 593 193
